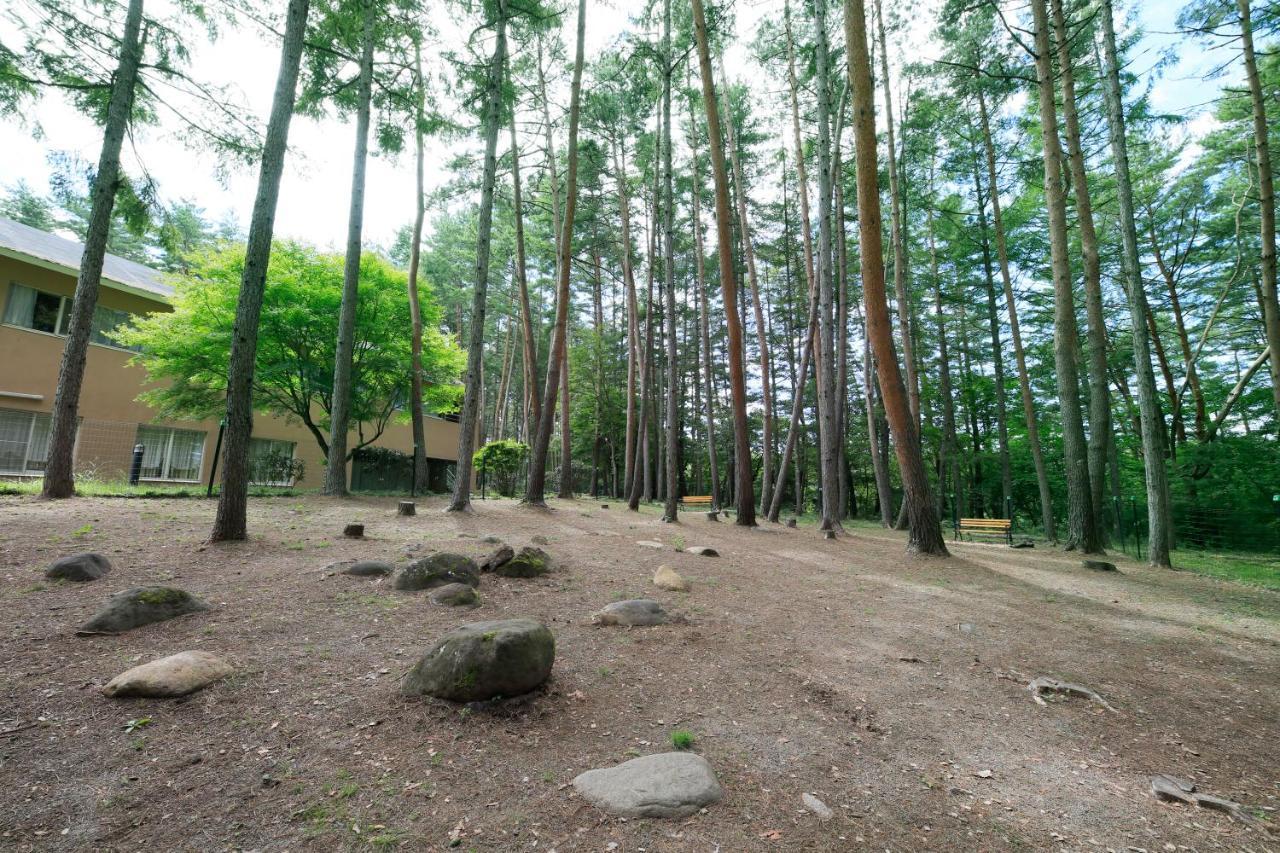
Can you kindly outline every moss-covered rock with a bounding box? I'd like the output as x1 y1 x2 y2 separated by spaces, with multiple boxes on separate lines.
46 552 112 582
494 546 551 578
80 586 209 633
429 582 479 607
394 553 480 591
401 618 555 702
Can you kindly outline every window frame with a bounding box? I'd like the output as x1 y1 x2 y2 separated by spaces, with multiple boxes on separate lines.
0 408 54 476
248 437 298 487
3 282 140 352
135 425 206 483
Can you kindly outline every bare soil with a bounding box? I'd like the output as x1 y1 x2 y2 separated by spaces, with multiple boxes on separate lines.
1 494 1278 852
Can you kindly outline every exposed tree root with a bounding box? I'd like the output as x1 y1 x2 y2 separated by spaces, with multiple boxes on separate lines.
1028 676 1117 712
1151 775 1272 831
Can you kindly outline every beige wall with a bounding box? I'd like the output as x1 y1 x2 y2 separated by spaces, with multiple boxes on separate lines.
0 255 460 489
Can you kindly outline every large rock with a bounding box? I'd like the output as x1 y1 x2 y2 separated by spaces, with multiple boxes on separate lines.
685 546 719 557
430 582 479 607
394 553 480 591
103 651 232 698
80 586 209 633
494 547 550 579
46 552 112 582
401 618 555 702
340 560 394 577
653 565 689 592
573 752 723 818
593 599 670 627
479 544 514 573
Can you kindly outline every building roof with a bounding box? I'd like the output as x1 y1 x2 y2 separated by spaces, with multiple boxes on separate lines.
0 216 172 301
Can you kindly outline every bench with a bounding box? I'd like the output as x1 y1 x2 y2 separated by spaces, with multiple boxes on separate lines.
680 495 715 510
955 517 1013 545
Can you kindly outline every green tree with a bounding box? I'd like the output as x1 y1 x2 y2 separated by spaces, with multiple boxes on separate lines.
117 242 463 459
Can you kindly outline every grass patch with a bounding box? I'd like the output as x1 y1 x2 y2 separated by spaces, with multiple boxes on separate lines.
1171 549 1280 591
670 729 695 751
0 478 299 499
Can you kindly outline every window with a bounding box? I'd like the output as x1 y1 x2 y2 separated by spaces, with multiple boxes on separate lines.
136 425 206 482
0 409 53 475
248 437 298 486
3 283 139 350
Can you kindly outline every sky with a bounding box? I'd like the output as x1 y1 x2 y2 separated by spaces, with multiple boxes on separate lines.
0 0 1231 255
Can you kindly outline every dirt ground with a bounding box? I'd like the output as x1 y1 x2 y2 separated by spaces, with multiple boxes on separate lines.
1 493 1277 852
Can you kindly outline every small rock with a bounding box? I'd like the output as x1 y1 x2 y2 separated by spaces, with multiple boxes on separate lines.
685 546 719 557
80 586 209 633
653 565 689 592
531 535 549 546
636 540 664 549
494 547 550 578
1082 559 1118 572
401 618 554 702
429 582 479 607
479 544 514 573
341 560 394 577
46 552 112 582
103 650 232 698
343 523 365 538
573 752 723 818
802 793 833 820
395 554 480 591
593 599 670 627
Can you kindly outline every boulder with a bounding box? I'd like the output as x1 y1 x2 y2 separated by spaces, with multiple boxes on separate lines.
80 586 209 634
341 560 394 577
46 552 112 582
394 553 480 591
1082 560 1119 573
593 599 670 627
494 547 551 578
401 618 555 702
479 544 514 573
653 565 689 592
103 651 232 698
430 582 479 607
685 546 719 557
573 752 723 818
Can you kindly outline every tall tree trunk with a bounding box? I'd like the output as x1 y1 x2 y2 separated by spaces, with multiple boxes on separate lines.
42 0 147 500
861 302 893 525
1146 216 1207 440
1030 0 1101 553
976 87 1055 539
1052 0 1111 531
323 0 376 496
1098 0 1173 566
834 142 852 520
687 89 721 508
616 138 641 501
526 0 585 506
691 0 755 525
720 61 774 520
844 0 946 555
661 0 679 521
448 0 507 512
1236 0 1280 423
969 144 1012 517
512 117 540 456
208 0 309 539
813 0 842 534
407 39 430 490
927 155 959 526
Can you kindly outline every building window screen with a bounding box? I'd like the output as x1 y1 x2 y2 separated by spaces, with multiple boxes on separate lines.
4 283 138 350
0 409 54 475
248 437 297 486
136 425 206 482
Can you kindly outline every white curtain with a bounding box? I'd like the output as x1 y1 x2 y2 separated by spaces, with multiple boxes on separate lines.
2 284 36 327
0 410 32 473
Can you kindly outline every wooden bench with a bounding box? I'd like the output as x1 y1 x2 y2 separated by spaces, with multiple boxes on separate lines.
955 517 1013 545
680 495 716 513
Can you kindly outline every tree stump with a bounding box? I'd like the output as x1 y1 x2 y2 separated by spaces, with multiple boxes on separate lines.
343 523 365 539
398 501 416 517
705 511 719 521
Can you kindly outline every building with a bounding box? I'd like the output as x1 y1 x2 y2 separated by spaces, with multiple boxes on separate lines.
0 217 459 491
